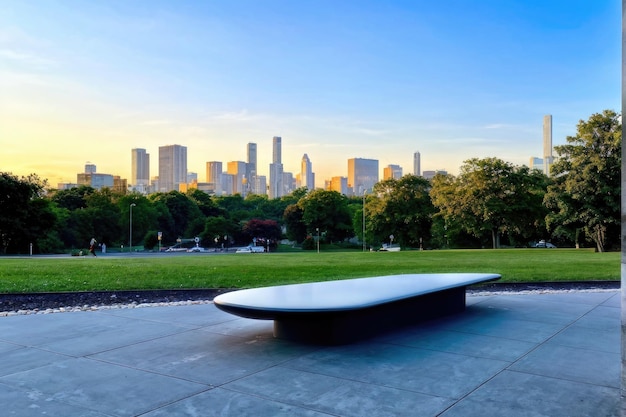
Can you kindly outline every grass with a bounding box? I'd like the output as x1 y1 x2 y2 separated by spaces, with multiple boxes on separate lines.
0 248 619 294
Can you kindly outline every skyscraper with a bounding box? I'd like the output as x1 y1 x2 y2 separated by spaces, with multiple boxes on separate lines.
348 158 379 196
300 153 315 190
131 148 150 189
272 136 281 164
543 115 553 176
246 143 257 194
269 136 284 199
413 152 421 177
158 144 187 192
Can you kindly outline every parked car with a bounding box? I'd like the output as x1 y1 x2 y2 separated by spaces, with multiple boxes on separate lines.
187 246 207 253
534 240 557 248
235 246 265 253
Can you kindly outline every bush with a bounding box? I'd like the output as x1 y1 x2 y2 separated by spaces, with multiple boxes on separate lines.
301 236 316 250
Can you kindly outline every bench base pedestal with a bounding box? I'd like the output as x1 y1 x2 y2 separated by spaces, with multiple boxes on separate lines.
273 286 466 344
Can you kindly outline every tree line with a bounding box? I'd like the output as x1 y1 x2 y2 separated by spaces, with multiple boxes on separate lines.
0 110 620 254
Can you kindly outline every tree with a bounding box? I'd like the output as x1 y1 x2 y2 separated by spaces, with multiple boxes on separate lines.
151 191 204 240
430 158 549 249
283 204 307 243
367 175 435 248
242 219 282 243
297 190 353 242
544 110 621 252
0 173 55 253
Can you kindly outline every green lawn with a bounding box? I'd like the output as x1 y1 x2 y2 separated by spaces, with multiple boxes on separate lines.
0 248 619 294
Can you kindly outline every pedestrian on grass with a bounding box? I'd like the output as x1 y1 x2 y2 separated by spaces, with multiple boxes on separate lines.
89 237 97 256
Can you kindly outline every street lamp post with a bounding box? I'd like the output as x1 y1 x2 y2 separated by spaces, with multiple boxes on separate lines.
129 203 136 253
362 192 366 252
316 228 320 253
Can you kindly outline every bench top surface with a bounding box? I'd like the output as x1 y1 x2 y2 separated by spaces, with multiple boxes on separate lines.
213 273 500 317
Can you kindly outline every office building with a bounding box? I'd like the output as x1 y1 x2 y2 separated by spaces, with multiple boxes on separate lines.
543 115 553 176
383 164 403 180
131 148 150 191
413 152 421 177
269 136 284 199
348 158 379 196
158 144 187 192
247 143 257 194
300 154 315 190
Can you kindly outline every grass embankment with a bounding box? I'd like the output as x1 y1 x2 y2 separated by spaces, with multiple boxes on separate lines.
0 248 619 294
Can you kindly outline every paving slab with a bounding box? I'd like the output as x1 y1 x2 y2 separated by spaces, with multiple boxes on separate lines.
0 290 620 416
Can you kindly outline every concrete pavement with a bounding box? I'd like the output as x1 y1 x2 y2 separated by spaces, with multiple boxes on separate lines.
0 290 619 416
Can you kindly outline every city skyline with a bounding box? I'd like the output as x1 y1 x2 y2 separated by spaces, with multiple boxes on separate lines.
1 2 620 187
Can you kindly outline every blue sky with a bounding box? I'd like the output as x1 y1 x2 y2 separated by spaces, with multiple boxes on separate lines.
0 0 620 187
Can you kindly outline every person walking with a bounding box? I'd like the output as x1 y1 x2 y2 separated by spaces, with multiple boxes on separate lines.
89 237 97 256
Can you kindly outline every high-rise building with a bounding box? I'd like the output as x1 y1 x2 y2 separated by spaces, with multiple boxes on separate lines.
131 148 150 189
413 152 421 176
227 161 247 196
158 144 187 192
383 164 403 180
247 143 257 194
348 158 379 196
543 115 553 176
300 154 315 190
272 136 281 164
269 136 283 199
85 162 97 174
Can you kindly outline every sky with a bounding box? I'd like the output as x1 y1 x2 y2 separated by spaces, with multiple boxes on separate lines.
0 0 621 188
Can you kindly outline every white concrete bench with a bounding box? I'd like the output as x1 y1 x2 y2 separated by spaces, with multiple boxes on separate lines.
214 273 501 344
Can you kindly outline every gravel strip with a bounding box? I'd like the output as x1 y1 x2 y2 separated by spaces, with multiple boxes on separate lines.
0 282 619 316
